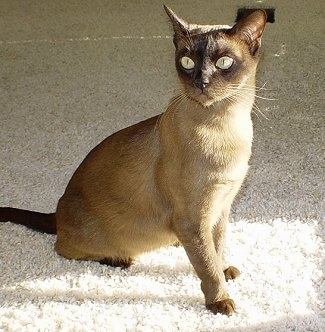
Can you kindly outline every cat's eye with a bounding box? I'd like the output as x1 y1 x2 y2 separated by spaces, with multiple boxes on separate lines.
180 56 195 70
216 56 234 70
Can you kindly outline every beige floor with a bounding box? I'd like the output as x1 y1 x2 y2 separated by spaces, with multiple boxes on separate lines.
0 0 323 223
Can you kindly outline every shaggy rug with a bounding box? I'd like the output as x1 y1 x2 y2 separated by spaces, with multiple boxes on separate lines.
0 219 323 331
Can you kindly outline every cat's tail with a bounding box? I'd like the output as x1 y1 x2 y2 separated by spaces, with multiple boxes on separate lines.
0 207 56 234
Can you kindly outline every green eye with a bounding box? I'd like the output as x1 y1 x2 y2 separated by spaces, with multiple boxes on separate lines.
180 56 195 70
216 56 234 70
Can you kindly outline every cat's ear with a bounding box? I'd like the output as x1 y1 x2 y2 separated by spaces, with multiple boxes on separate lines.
230 9 267 55
164 5 190 46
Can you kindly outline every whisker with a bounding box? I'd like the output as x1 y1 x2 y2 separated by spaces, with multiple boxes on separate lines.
228 82 276 92
249 94 278 101
252 103 269 121
225 90 270 122
225 86 278 102
155 92 190 130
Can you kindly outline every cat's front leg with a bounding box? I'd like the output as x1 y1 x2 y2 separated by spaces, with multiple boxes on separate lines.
213 207 240 281
173 216 235 315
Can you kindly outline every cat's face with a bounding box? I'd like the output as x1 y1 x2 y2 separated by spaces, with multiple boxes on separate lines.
164 7 267 107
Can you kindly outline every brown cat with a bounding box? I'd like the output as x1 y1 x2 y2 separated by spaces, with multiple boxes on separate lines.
0 6 268 315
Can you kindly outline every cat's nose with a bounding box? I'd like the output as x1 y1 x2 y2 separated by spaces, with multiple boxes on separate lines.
194 77 209 90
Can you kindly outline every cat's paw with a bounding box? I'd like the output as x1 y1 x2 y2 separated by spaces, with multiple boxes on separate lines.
99 257 133 269
223 266 240 281
206 298 235 316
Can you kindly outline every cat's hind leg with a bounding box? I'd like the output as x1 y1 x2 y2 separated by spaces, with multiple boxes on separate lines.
54 237 134 267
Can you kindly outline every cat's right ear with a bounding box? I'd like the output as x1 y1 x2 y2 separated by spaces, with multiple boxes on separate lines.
164 5 190 47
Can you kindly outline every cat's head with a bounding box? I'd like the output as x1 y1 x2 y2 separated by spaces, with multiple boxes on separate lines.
164 6 267 107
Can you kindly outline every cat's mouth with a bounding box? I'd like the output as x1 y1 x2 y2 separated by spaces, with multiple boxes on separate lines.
191 88 220 107
183 84 227 107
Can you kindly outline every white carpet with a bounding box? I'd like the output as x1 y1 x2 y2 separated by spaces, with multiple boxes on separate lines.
1 218 323 331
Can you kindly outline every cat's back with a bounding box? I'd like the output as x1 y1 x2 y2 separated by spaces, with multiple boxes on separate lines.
57 114 163 220
69 115 161 184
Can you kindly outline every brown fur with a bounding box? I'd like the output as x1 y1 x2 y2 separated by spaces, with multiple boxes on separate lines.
0 6 268 315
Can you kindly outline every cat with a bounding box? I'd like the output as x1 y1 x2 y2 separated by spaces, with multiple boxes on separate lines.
0 6 268 315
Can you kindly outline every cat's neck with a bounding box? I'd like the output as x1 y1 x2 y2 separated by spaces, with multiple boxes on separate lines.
159 83 255 157
188 95 253 120
170 89 254 130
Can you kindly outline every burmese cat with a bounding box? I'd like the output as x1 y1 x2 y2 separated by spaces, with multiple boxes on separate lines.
0 6 268 315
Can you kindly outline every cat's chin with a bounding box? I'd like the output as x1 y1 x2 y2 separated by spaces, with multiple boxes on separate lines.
187 86 226 108
191 92 220 108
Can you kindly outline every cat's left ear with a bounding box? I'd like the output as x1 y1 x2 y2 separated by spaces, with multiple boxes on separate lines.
164 5 190 46
230 9 267 55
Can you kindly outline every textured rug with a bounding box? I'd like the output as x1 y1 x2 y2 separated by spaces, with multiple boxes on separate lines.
0 218 323 331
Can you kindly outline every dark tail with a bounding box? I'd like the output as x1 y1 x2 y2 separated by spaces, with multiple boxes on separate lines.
0 207 56 234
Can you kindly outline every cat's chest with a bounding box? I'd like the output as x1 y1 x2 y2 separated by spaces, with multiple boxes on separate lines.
192 115 252 157
188 116 253 180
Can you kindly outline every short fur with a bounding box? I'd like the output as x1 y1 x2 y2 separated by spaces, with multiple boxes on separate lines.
0 6 267 315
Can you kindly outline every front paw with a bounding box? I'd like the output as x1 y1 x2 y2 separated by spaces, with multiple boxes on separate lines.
223 266 240 281
206 298 235 315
